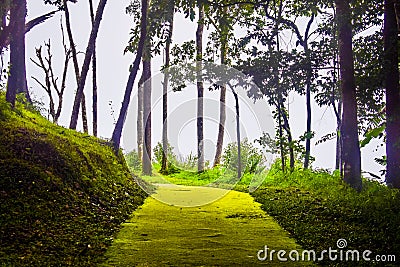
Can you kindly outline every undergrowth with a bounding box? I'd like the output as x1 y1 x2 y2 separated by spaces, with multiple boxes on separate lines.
252 161 400 266
0 93 147 266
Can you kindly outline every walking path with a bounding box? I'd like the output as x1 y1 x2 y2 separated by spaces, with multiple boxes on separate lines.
101 184 312 266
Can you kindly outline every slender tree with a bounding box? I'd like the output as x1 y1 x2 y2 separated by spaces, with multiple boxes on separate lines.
384 0 400 188
335 0 362 191
89 0 98 136
69 0 108 130
213 6 228 167
111 0 148 151
161 3 174 173
196 3 205 173
142 47 152 175
137 74 144 164
231 87 241 179
63 0 88 133
262 2 315 169
6 0 30 106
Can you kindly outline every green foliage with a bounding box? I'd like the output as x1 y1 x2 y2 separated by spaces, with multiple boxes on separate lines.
175 151 198 171
152 141 180 174
153 141 175 164
252 168 400 266
125 0 175 56
360 124 385 148
125 149 142 173
0 94 146 266
222 138 266 175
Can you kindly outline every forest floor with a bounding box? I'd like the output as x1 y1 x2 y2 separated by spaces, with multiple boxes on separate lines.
100 184 312 266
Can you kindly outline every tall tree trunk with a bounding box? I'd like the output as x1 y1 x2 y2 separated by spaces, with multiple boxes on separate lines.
196 4 205 173
277 107 286 172
214 82 226 167
6 0 30 106
303 44 312 169
81 96 88 133
335 0 362 191
111 0 148 151
279 100 295 171
213 6 228 168
142 50 152 175
89 0 98 137
69 0 108 130
63 0 88 133
302 16 314 170
161 13 174 174
335 100 342 171
232 88 241 179
384 0 400 188
137 74 144 164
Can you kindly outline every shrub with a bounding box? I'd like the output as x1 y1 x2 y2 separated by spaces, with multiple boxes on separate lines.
222 138 266 175
125 150 142 173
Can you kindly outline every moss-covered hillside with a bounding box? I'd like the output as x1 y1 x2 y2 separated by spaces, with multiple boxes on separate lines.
0 94 146 266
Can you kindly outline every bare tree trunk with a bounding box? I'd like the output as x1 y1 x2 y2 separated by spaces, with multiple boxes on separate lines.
214 84 226 167
69 0 108 130
137 74 144 163
303 45 312 169
6 0 30 106
213 38 227 167
277 109 286 172
161 12 174 174
63 0 88 133
302 16 314 170
335 100 342 171
335 0 362 191
384 0 400 188
213 6 228 168
142 52 152 175
111 0 148 151
89 0 98 137
279 100 295 171
232 88 241 179
81 96 88 133
196 4 205 173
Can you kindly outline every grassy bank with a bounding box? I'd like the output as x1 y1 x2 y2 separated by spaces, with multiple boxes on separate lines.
0 95 146 266
251 164 400 266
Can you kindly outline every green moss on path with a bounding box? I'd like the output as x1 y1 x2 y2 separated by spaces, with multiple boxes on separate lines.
101 185 312 266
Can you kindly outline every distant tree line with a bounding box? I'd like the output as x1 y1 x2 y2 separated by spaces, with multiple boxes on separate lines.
1 0 399 189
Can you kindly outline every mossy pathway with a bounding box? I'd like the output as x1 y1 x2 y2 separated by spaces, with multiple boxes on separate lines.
101 185 311 266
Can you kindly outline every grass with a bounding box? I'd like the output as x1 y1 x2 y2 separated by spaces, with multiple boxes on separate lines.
135 163 266 191
0 93 147 266
251 164 400 266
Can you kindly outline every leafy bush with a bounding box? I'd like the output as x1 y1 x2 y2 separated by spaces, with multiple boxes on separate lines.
125 149 142 173
153 142 174 164
222 138 266 174
153 142 180 174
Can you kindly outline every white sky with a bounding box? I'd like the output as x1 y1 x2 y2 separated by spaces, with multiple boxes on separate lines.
22 0 385 177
